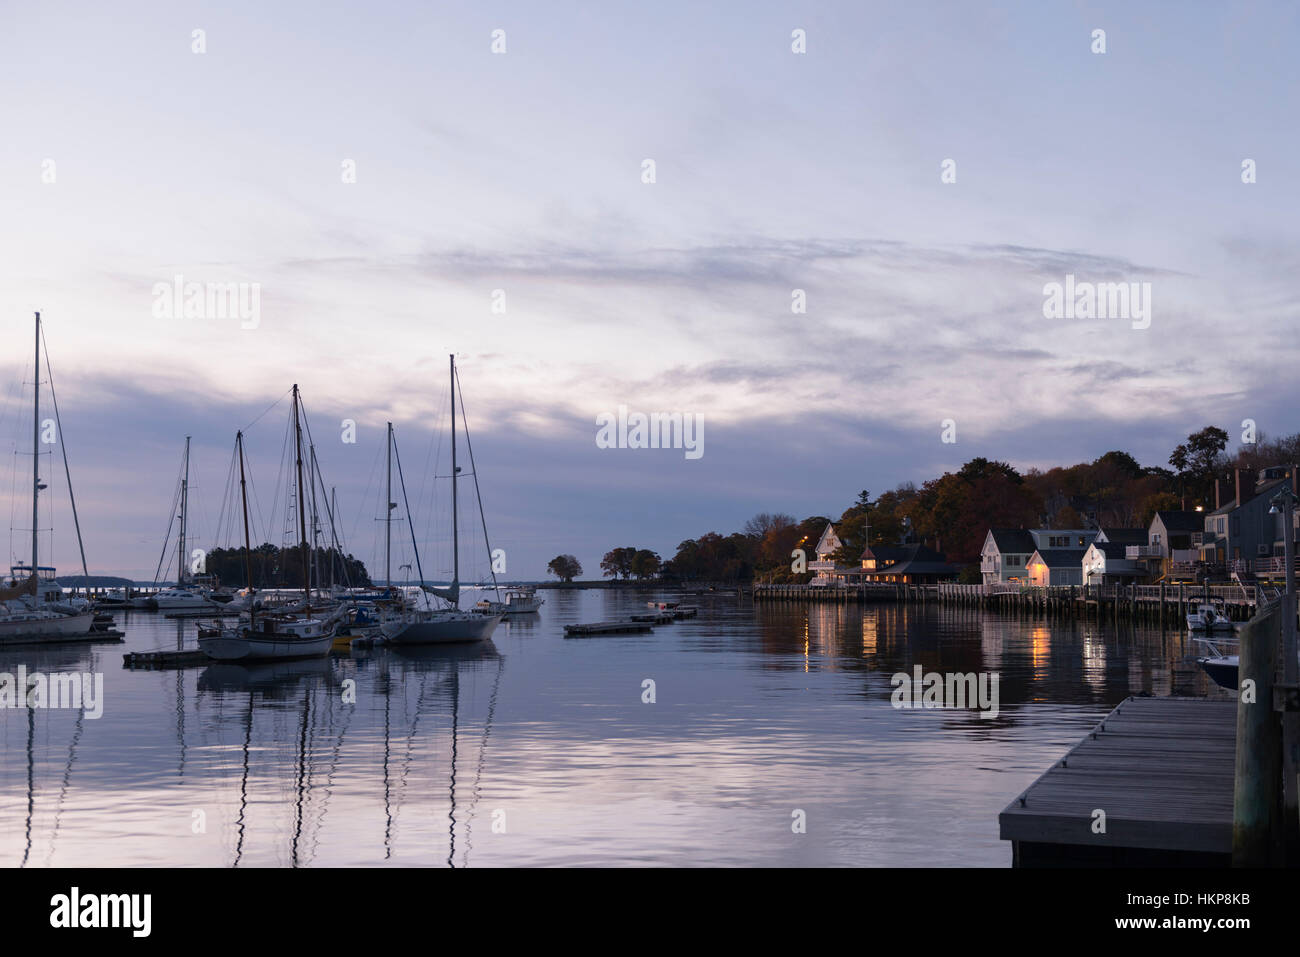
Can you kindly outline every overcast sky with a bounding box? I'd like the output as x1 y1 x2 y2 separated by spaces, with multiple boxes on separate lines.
0 1 1297 581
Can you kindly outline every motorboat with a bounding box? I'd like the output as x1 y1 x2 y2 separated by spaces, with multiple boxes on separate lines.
476 585 544 616
151 586 221 611
1186 602 1235 632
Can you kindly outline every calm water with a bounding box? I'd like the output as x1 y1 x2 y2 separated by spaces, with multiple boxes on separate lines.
0 590 1230 867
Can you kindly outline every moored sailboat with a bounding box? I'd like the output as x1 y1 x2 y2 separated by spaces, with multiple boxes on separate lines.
198 390 340 661
0 314 94 643
381 357 502 645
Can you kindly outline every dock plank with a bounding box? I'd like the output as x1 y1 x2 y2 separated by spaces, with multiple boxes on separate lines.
1000 696 1237 860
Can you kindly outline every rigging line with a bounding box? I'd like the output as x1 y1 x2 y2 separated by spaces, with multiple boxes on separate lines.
239 386 291 435
391 431 426 589
150 447 187 586
40 328 89 589
455 367 500 598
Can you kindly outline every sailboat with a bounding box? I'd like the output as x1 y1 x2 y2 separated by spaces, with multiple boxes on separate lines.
0 313 95 642
150 437 222 610
381 356 502 645
198 389 341 661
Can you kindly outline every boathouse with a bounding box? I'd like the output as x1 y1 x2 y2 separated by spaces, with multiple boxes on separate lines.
857 542 958 584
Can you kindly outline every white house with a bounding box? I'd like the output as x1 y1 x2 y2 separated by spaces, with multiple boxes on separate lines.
1082 541 1142 585
809 523 842 586
1025 548 1087 587
981 528 1099 585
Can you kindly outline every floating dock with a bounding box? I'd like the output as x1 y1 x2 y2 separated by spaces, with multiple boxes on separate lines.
631 612 674 624
564 620 655 636
999 695 1236 866
122 648 209 669
163 609 241 619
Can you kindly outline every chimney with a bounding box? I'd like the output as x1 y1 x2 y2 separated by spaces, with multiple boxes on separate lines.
1214 479 1221 511
1236 467 1254 507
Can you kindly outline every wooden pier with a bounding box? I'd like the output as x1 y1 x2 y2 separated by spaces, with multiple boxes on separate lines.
753 580 1265 626
563 620 655 636
122 648 209 669
1000 696 1236 866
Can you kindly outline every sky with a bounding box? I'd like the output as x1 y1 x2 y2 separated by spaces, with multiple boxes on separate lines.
0 0 1298 581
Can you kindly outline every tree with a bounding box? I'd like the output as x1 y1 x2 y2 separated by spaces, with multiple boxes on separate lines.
546 555 582 582
629 549 661 580
600 547 637 579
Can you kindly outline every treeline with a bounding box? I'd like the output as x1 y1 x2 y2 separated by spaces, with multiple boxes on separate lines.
654 425 1300 584
202 543 372 589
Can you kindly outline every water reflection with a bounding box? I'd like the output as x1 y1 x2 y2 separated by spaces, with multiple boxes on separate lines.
0 598 1228 867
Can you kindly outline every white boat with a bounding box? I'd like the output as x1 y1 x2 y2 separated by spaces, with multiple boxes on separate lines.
0 605 94 642
379 357 502 646
151 586 220 610
1187 602 1236 632
198 612 337 661
477 586 544 616
383 608 501 643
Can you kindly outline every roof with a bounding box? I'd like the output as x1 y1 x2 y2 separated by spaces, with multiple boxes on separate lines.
1154 511 1204 533
1029 548 1088 568
1097 528 1147 545
1089 541 1131 559
988 529 1035 554
1210 476 1291 516
861 543 944 563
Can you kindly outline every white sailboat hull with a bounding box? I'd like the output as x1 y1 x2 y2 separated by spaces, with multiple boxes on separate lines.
383 613 501 644
198 631 335 661
0 610 95 642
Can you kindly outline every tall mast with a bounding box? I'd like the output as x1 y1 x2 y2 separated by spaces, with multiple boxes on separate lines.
330 486 337 588
178 436 190 587
450 354 459 601
237 431 255 627
31 313 40 593
292 385 309 602
385 422 393 589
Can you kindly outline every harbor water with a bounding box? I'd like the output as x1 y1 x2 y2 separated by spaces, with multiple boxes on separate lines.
0 590 1230 867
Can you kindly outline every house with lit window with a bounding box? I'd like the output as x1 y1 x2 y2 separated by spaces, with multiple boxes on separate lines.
856 542 959 583
808 523 843 586
980 528 1099 585
1025 548 1087 587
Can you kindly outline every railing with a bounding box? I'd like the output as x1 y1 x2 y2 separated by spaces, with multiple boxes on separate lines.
1125 545 1162 559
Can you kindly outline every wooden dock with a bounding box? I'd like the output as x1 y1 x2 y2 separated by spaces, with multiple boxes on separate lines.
563 620 655 636
1000 696 1237 866
122 648 209 669
163 609 241 620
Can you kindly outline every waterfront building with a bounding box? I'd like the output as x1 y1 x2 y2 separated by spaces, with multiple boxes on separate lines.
1081 541 1142 585
809 523 843 586
1198 466 1297 574
1024 547 1087 587
980 528 1098 585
